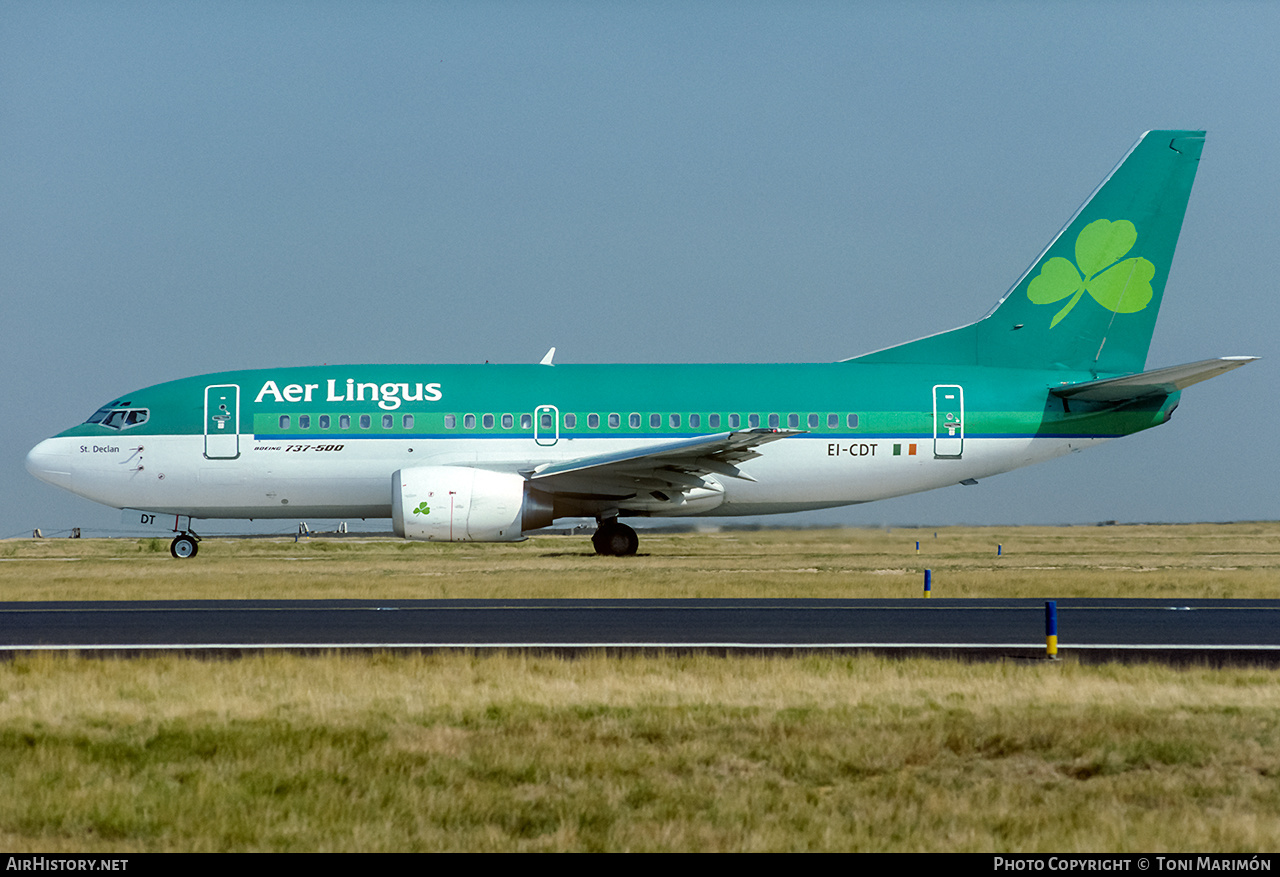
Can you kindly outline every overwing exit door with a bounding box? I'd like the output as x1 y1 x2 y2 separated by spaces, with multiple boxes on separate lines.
533 405 559 447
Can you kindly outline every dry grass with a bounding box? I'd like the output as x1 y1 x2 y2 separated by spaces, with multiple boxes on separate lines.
2 522 1279 601
1 652 1279 852
3 524 1279 851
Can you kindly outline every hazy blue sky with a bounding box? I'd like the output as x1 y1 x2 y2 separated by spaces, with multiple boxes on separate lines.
3 2 1275 538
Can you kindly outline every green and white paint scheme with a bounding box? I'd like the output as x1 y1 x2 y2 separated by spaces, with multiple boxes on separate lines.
26 131 1255 557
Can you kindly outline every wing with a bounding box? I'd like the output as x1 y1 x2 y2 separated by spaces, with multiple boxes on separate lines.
528 429 802 502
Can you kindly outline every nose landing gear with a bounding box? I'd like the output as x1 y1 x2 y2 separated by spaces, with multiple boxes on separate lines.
170 531 201 559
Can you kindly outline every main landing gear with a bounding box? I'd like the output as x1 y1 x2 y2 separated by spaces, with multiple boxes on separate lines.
170 531 201 559
592 519 638 556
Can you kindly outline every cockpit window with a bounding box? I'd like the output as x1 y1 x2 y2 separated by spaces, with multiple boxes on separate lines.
85 406 149 431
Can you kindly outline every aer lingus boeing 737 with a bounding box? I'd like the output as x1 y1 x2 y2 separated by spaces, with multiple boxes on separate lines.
26 130 1255 558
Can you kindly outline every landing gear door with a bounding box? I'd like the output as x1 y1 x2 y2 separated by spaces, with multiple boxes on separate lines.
933 384 963 458
534 405 559 447
204 384 241 460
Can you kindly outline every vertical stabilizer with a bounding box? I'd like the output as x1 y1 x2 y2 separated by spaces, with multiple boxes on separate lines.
851 130 1204 374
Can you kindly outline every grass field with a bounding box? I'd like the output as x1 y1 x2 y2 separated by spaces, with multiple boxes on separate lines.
2 521 1278 601
2 524 1279 852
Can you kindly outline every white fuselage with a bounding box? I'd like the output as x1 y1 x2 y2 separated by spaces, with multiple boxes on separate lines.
26 432 1095 521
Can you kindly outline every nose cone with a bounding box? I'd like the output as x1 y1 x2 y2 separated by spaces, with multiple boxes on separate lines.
26 438 74 490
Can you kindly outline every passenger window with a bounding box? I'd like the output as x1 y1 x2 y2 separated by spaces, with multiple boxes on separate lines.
445 414 456 429
670 413 680 428
709 413 721 429
502 414 513 429
650 413 661 428
689 413 700 429
483 414 494 429
540 413 553 428
729 414 740 429
564 413 576 428
359 415 371 429
808 413 819 429
279 415 290 430
320 415 331 429
788 413 799 428
402 414 413 429
749 414 760 428
588 413 599 429
339 415 351 430
520 413 532 429
848 414 859 429
629 413 640 428
609 413 620 428
768 414 779 428
299 415 311 429
827 413 838 429
382 414 394 429
464 414 476 429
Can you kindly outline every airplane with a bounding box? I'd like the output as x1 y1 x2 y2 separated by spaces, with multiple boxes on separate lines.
26 130 1255 558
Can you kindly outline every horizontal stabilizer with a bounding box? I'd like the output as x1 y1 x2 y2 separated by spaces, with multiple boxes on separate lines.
1050 356 1257 402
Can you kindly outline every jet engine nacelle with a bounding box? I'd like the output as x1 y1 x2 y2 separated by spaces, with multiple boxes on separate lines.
392 466 554 542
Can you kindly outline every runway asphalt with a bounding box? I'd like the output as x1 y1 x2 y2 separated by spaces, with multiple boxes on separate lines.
3 598 1279 663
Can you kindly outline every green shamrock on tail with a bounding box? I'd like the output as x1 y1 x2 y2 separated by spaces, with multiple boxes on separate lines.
1027 219 1155 327
413 502 430 516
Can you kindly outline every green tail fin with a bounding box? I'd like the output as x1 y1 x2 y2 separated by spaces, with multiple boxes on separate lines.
850 130 1204 374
